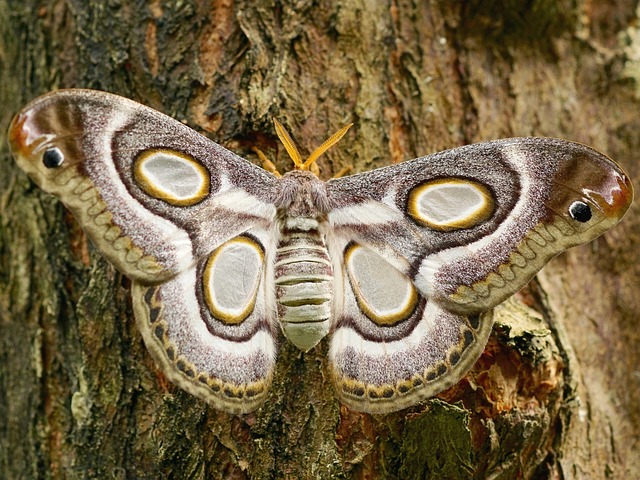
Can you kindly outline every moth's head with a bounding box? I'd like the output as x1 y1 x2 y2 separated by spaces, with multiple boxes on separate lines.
8 93 83 191
545 142 633 242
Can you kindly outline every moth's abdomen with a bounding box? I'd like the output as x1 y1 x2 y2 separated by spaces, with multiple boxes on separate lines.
274 223 333 351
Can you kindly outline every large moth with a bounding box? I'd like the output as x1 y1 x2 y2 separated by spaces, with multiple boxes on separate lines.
9 89 633 414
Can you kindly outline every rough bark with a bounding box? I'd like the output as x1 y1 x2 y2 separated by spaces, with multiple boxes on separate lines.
1 1 638 478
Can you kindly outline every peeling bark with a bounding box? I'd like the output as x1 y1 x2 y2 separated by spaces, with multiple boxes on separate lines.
1 1 638 478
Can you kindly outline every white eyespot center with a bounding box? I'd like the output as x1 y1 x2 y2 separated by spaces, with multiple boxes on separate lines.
408 178 494 231
134 149 210 206
345 244 417 325
203 237 263 325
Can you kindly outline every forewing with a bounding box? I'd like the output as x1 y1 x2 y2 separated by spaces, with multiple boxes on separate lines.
9 89 279 284
327 138 632 314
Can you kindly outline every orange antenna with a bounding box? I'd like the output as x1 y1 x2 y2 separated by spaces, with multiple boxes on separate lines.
273 119 353 171
303 123 353 169
273 119 304 169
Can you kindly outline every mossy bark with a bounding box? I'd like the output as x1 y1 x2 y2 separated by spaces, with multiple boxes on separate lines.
1 1 639 478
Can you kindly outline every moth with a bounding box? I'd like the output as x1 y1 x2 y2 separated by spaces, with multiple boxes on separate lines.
9 89 633 414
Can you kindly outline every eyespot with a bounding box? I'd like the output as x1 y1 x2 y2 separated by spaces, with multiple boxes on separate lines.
407 178 495 231
569 201 592 222
133 149 210 206
42 147 64 168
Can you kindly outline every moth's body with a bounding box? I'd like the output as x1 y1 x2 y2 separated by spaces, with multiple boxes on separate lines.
9 89 633 414
274 170 333 350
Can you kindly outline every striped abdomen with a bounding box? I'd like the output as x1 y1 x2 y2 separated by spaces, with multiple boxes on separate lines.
274 219 332 351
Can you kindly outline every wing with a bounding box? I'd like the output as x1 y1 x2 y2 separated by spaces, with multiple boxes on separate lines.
9 89 281 412
326 237 493 413
132 228 278 413
326 138 632 413
8 89 279 284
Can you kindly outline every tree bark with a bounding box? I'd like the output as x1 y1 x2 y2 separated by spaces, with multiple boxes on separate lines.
1 1 638 478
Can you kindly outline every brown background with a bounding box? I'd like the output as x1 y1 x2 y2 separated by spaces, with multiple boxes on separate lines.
0 1 639 478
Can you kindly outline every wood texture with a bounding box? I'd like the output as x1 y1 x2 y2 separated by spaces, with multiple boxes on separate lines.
0 0 638 478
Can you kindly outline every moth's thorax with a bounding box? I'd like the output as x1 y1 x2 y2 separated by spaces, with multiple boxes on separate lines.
275 169 331 217
273 171 333 351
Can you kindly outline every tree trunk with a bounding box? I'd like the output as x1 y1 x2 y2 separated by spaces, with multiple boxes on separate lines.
1 1 638 478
